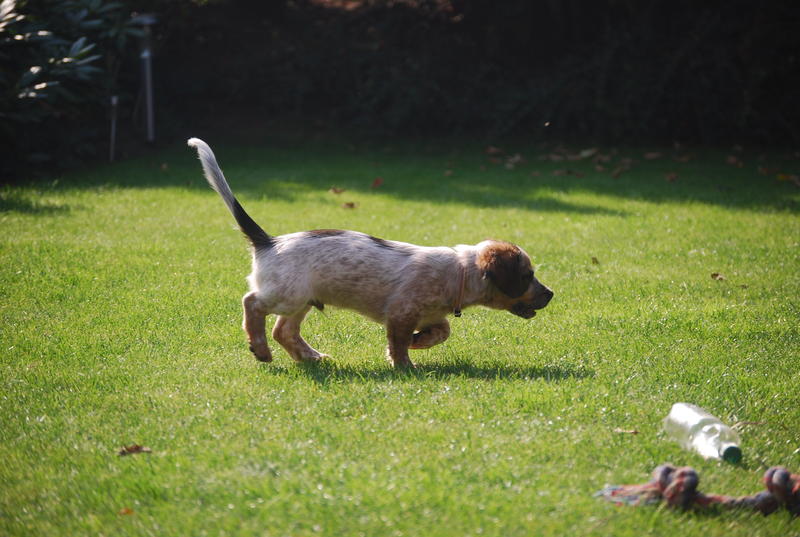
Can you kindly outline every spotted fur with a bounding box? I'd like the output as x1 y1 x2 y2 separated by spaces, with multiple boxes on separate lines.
189 138 553 368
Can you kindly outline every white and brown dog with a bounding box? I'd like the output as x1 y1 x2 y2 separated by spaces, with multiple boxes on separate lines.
189 138 553 368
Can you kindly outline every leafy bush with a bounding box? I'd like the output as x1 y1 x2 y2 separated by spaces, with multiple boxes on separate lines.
0 0 141 176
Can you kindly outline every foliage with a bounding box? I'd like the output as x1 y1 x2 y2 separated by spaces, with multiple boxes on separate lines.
150 0 800 143
0 0 141 175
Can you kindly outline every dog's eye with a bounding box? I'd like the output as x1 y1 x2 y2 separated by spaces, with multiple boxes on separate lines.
524 270 534 280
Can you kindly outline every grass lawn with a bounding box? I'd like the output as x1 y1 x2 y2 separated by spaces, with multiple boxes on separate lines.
1 136 798 536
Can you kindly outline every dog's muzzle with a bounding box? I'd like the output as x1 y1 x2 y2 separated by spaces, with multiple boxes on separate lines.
511 286 554 319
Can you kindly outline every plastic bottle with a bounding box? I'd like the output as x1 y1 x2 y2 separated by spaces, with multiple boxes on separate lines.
662 403 742 463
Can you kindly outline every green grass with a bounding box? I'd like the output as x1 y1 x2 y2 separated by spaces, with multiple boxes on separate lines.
1 138 799 536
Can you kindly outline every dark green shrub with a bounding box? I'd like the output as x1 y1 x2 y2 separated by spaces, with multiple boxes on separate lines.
1 0 141 177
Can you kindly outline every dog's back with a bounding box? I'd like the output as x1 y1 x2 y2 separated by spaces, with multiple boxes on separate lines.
252 230 459 322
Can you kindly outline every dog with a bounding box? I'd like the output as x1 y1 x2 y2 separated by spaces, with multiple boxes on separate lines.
188 138 553 368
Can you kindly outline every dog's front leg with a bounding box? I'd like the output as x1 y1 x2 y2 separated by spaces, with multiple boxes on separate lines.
243 291 272 362
409 319 450 350
386 317 417 368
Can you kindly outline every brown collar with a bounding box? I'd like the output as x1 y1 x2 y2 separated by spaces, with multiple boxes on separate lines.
453 263 466 317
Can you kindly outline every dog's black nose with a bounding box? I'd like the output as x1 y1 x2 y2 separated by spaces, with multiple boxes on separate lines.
535 287 554 309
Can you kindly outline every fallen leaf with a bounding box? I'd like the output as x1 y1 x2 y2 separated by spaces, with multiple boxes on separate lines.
328 187 345 194
548 153 565 162
611 166 628 178
594 164 606 172
776 173 799 184
726 155 744 168
711 272 726 281
592 153 612 163
613 428 639 435
160 163 169 171
119 507 134 515
578 147 598 159
485 145 504 156
342 202 357 209
371 177 383 188
591 256 600 265
444 169 453 176
673 154 691 163
643 152 662 160
665 172 678 182
505 153 525 169
118 445 151 456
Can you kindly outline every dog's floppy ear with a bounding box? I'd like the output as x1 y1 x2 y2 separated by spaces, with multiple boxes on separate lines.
478 241 530 298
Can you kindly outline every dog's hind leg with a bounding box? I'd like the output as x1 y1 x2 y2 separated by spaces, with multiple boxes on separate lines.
409 319 450 350
243 291 272 362
272 305 328 362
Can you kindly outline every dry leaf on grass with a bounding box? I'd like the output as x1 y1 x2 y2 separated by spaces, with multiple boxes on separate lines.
328 187 345 194
118 444 151 456
371 177 384 189
119 507 134 515
485 145 504 156
444 169 453 177
505 153 525 169
591 256 600 265
342 202 357 209
611 166 629 179
777 173 800 186
613 428 639 435
726 155 744 168
643 152 663 160
665 172 679 182
711 272 726 281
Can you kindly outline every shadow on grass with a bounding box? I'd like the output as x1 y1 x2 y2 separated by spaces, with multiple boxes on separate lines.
0 191 72 214
259 358 594 385
21 138 800 214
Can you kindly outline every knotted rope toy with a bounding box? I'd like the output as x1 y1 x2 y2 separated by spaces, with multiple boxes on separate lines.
597 464 800 516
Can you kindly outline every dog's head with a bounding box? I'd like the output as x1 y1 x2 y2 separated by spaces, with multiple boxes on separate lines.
477 240 553 318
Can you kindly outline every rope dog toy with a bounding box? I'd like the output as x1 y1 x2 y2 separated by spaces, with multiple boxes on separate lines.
597 464 799 516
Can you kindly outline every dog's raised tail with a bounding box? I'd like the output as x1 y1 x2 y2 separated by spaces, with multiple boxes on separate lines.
188 138 273 250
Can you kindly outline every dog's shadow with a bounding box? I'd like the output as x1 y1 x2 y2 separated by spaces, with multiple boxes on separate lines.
258 358 594 385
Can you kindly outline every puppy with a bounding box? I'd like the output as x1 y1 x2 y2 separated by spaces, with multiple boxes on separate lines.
188 138 553 368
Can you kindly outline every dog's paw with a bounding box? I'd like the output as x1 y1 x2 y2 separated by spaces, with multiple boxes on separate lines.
294 352 329 363
249 345 273 362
